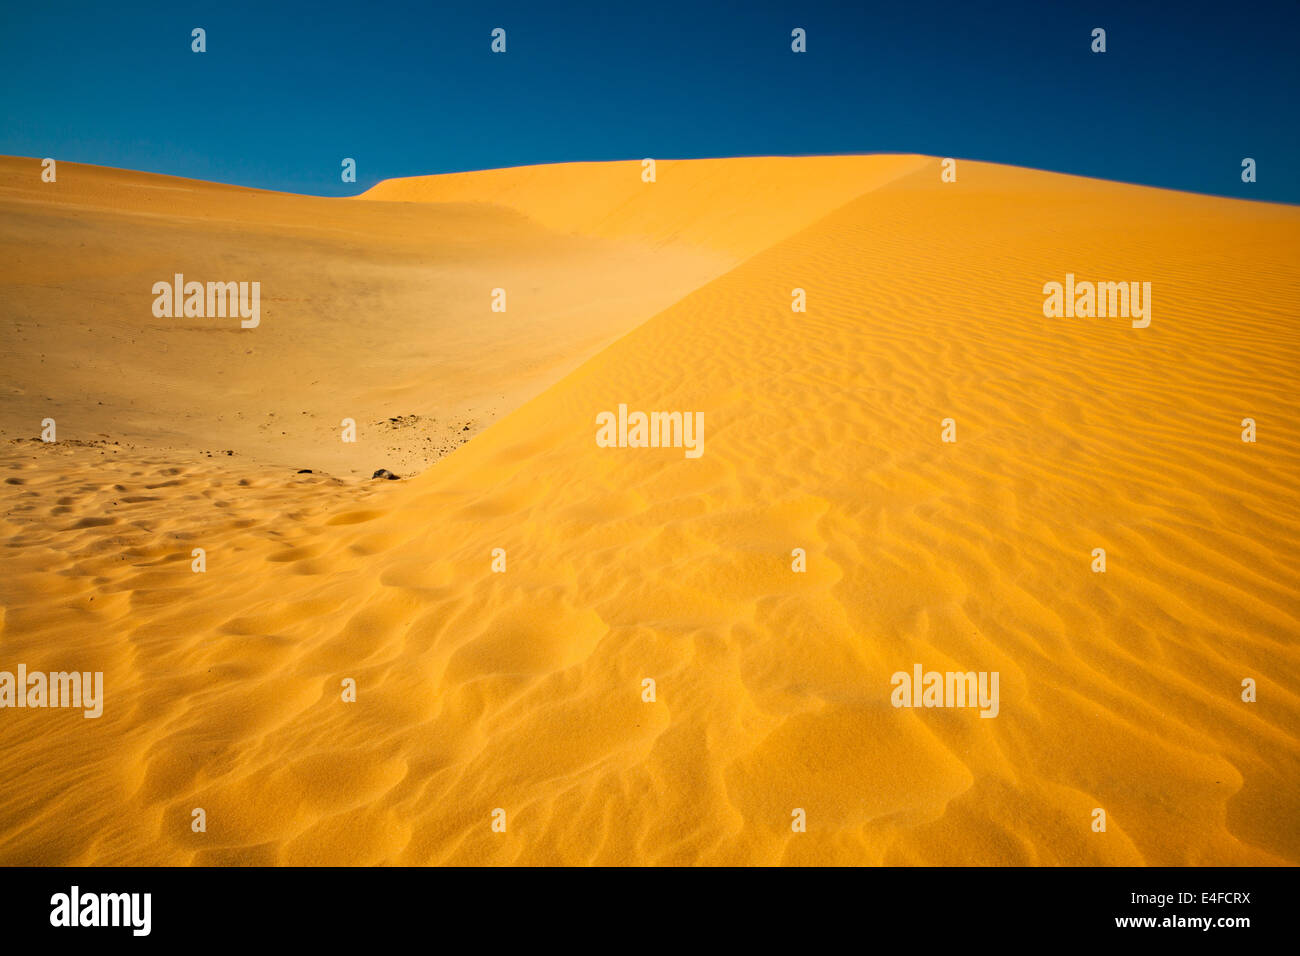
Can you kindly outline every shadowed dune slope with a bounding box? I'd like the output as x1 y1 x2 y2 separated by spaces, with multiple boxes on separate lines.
1 157 1298 865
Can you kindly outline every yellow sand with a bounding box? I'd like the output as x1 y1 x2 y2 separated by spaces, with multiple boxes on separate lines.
1 155 1298 865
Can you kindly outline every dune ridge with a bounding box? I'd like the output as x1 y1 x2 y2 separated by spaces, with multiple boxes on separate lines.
360 155 931 259
2 155 1298 865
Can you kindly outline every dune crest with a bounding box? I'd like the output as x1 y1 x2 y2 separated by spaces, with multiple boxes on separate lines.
361 155 930 259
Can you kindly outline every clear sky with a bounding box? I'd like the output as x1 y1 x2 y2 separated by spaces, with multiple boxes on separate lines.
2 0 1297 201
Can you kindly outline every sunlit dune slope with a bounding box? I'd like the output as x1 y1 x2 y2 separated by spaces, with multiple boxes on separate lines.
1 157 1298 865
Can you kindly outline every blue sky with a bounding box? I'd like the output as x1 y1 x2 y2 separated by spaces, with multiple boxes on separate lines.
2 0 1296 201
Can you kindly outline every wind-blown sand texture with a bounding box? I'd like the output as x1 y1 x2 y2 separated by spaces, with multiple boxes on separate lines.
1 155 1297 865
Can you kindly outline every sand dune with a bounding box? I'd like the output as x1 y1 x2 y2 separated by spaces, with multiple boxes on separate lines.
1 155 926 477
1 155 1298 865
0 158 733 476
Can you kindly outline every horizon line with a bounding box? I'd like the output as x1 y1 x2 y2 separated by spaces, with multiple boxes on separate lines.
5 152 1296 210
